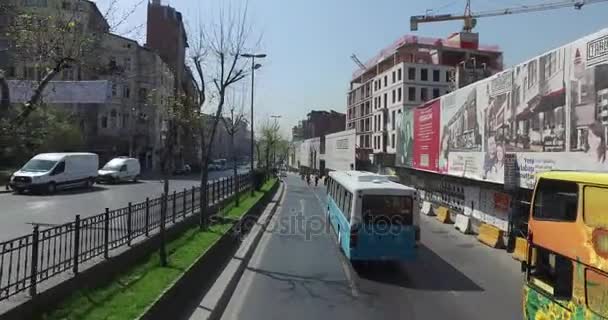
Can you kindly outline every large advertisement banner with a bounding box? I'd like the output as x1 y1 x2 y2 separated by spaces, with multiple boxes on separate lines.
395 28 608 189
413 100 440 172
396 107 414 167
440 85 484 178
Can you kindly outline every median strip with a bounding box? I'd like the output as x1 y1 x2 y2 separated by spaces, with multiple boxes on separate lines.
42 178 277 320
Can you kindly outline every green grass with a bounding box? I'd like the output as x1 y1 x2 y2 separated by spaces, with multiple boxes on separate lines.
43 178 277 320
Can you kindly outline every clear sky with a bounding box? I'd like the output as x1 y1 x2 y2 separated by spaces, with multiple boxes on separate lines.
97 0 608 137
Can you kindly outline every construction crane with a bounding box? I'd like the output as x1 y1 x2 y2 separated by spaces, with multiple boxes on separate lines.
350 54 367 71
411 0 608 32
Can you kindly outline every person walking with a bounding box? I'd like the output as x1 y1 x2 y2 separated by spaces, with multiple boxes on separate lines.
314 174 319 187
306 173 311 185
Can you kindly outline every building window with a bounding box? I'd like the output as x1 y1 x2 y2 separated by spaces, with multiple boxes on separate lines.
446 70 451 82
408 67 415 80
124 57 131 71
139 88 148 102
365 135 370 148
392 133 396 149
421 88 428 101
408 87 416 102
365 101 370 114
101 116 108 129
392 71 396 83
392 110 396 130
397 69 402 81
365 118 370 131
433 88 440 98
384 76 387 87
421 69 428 81
383 93 387 108
392 90 396 104
111 84 117 97
398 87 402 102
433 69 440 82
123 85 130 98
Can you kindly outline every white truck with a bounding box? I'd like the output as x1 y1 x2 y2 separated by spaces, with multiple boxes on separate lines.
10 153 99 194
97 157 141 183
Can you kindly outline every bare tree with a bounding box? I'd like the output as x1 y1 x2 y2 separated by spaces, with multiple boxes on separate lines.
190 4 258 227
222 104 246 206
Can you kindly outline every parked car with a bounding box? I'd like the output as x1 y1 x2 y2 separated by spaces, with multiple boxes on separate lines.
10 153 98 194
97 157 141 184
173 164 192 175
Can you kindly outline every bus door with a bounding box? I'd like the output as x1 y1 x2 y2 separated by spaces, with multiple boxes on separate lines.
358 194 415 259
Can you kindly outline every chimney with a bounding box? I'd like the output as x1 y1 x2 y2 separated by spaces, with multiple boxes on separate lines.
152 0 161 5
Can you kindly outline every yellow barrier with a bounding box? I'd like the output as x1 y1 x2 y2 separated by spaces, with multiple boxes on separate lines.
512 237 528 261
477 223 504 248
435 206 452 224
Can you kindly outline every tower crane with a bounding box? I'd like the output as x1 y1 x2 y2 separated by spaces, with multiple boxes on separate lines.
410 0 608 32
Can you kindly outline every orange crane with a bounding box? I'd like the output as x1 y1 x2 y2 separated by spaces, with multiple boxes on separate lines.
410 0 608 32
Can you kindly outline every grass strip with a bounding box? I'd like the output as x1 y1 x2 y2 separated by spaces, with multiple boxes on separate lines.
43 178 277 320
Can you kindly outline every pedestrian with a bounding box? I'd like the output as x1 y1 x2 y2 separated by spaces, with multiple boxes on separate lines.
315 175 319 187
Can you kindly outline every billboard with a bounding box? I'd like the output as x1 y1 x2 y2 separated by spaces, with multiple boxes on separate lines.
395 28 608 189
8 80 111 104
412 99 440 172
396 107 414 167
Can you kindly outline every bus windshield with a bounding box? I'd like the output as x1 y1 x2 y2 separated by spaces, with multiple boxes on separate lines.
362 195 412 224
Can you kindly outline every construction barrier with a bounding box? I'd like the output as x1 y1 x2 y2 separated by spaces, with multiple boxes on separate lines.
421 201 433 216
435 206 452 224
477 223 504 248
454 214 471 234
512 236 532 262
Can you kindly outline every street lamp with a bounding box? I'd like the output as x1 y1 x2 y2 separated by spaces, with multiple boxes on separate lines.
241 53 266 195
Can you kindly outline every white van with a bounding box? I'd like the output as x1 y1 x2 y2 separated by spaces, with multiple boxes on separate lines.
97 157 141 183
10 153 99 194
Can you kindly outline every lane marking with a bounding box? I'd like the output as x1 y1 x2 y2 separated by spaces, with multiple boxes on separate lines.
305 181 360 298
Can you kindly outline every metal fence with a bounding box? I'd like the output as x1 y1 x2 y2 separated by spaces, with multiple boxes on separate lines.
0 173 251 301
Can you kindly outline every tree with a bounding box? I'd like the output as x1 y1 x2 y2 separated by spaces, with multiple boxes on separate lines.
259 119 281 171
190 4 258 227
222 106 246 206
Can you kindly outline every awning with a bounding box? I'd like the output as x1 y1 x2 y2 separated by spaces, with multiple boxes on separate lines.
532 88 566 113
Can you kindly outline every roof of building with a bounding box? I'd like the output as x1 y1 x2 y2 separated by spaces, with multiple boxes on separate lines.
536 171 608 186
329 170 416 193
352 33 501 79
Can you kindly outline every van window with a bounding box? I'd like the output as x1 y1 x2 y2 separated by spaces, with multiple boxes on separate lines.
52 161 65 175
120 165 127 172
586 268 608 317
21 159 57 172
584 186 608 228
533 179 578 221
529 246 573 300
362 195 413 224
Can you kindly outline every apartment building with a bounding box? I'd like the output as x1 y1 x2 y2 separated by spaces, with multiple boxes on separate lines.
348 33 503 166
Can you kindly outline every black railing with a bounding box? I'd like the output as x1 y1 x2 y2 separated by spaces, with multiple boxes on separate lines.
0 173 251 301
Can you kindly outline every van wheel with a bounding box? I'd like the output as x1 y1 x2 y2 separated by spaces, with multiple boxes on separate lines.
133 175 140 183
86 178 94 189
46 182 56 194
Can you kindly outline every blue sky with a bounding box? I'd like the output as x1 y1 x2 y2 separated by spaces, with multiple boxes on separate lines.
98 0 608 137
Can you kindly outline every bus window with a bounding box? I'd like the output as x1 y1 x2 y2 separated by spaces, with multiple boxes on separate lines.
361 195 413 224
344 191 352 217
584 186 608 228
585 268 608 317
529 246 573 300
533 179 578 222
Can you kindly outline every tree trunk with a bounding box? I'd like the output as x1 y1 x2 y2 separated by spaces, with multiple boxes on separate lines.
15 61 66 124
232 134 239 206
0 73 9 119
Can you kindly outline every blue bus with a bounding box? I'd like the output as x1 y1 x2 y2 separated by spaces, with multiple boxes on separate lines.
326 171 419 263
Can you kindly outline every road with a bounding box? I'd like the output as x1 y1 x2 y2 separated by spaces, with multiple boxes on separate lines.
0 168 247 241
219 174 523 320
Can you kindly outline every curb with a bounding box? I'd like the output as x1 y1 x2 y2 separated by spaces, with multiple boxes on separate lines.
192 181 286 320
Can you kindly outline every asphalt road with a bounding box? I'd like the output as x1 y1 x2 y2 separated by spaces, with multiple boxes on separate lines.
220 174 523 320
0 168 248 241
